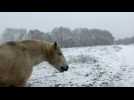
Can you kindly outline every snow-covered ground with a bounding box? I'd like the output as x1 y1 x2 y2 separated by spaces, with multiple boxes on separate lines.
27 44 134 87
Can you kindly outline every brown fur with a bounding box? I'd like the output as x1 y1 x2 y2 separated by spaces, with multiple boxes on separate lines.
0 40 67 87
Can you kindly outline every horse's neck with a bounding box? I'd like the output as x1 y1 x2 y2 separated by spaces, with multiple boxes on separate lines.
31 55 45 66
22 43 46 66
20 40 49 66
27 48 47 66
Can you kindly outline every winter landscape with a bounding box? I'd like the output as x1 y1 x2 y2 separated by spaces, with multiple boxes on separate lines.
25 44 134 87
0 12 134 87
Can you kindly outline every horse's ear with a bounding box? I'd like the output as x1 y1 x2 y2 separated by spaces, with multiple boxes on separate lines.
53 41 57 49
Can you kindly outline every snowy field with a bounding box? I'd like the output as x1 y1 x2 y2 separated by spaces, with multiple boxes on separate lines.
27 44 134 87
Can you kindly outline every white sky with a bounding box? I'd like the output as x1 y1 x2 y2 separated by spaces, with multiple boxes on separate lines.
0 12 134 39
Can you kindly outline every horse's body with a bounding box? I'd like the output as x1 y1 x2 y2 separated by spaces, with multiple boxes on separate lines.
0 40 68 87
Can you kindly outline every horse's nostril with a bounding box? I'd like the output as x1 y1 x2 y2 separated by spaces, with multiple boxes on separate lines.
61 65 69 71
66 66 69 70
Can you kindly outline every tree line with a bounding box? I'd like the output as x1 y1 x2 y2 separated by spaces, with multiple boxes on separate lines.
0 27 115 48
115 36 134 45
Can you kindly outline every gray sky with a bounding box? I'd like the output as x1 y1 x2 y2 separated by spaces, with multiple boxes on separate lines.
0 12 134 39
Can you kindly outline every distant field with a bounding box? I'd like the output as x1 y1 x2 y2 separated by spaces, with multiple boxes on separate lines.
27 44 134 87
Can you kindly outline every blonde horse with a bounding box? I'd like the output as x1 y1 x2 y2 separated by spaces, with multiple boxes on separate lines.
0 40 69 87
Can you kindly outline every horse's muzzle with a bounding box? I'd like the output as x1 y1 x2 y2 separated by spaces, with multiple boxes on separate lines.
61 65 69 72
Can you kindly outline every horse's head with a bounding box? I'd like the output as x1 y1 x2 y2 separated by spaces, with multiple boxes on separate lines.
46 42 69 72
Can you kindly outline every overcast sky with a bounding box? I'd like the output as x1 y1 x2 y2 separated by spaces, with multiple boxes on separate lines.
0 12 134 39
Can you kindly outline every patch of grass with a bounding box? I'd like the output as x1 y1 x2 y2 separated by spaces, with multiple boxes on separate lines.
67 54 98 64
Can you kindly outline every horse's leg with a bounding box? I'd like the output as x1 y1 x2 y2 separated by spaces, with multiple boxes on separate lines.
0 83 9 87
14 80 27 87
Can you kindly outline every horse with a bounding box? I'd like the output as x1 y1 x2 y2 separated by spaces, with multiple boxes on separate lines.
0 40 69 87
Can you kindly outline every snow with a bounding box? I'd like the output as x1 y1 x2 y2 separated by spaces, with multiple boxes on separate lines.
27 44 134 87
